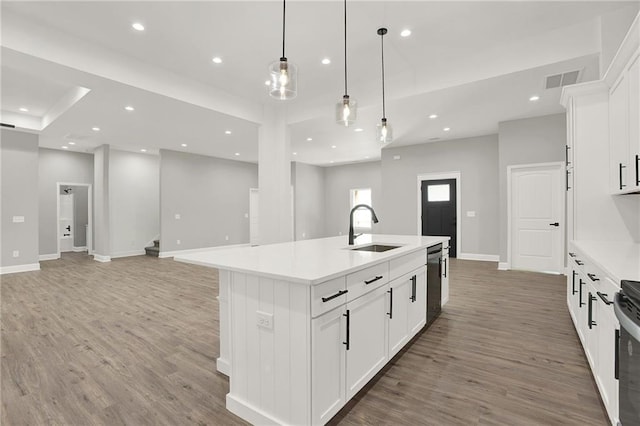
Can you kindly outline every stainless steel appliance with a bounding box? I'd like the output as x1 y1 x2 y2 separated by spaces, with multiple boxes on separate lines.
614 280 640 425
426 244 442 326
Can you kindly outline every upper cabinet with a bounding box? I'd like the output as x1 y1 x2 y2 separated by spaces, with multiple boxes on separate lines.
605 15 640 195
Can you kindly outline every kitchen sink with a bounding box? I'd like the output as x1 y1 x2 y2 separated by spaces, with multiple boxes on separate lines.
350 244 401 252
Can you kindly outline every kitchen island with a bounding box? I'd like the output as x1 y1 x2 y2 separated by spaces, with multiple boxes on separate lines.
175 234 449 425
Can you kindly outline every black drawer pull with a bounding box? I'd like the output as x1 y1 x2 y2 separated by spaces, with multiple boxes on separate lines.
587 273 599 282
575 260 584 265
579 279 585 307
588 293 597 329
364 275 383 285
387 288 393 319
568 252 576 257
597 292 613 305
410 275 417 302
615 329 620 380
343 310 350 351
636 154 639 186
619 163 626 190
572 271 578 295
322 289 348 303
549 222 559 227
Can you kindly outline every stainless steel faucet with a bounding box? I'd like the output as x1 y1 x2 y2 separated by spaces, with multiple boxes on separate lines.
349 204 379 245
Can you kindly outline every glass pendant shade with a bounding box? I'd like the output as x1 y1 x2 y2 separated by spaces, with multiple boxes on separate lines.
269 57 297 100
336 95 357 126
377 118 393 144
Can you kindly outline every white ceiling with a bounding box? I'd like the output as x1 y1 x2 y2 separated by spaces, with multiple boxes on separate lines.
0 1 633 165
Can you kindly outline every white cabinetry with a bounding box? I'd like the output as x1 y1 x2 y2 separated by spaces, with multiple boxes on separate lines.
408 267 428 335
388 266 427 358
441 245 450 305
610 72 630 192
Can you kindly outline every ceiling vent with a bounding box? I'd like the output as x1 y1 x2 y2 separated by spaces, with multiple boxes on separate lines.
545 70 581 89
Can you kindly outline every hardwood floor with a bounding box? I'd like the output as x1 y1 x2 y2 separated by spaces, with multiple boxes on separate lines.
1 253 608 425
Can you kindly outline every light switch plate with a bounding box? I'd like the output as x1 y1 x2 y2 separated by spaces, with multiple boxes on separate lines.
175 213 181 220
12 216 24 223
256 311 273 329
466 211 476 217
12 250 19 258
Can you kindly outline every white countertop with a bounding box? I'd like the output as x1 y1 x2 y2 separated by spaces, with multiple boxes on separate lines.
174 234 449 285
572 240 640 284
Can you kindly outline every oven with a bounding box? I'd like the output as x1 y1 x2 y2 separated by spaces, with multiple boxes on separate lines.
614 280 640 425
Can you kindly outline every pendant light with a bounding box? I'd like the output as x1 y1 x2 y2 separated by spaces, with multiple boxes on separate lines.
376 27 392 143
269 0 297 100
335 0 357 126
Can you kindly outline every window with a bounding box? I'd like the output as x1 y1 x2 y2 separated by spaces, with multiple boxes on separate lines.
427 184 450 202
350 188 372 229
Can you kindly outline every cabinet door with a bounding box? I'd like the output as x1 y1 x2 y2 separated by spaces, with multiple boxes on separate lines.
595 296 619 424
628 53 640 189
609 74 629 192
408 267 427 337
567 266 580 323
345 284 388 400
311 307 346 425
441 251 450 305
388 276 410 359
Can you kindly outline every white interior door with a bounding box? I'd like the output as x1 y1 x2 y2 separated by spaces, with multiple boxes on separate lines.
249 188 259 246
510 163 564 273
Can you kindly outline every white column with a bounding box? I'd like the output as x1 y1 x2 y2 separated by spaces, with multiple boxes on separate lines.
93 144 111 261
258 104 293 245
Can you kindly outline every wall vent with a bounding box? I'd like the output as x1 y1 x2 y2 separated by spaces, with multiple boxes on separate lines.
545 69 582 89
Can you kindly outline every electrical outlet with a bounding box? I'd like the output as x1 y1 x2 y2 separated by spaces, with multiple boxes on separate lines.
12 250 19 258
225 236 229 241
244 213 249 218
302 232 306 238
256 311 273 329
176 239 181 245
175 213 181 220
466 211 476 217
12 216 24 223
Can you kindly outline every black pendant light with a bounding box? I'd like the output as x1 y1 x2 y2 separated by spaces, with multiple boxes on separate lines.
376 27 392 143
336 0 357 126
269 0 297 100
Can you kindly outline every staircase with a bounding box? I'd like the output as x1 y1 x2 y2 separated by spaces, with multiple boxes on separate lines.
145 240 160 257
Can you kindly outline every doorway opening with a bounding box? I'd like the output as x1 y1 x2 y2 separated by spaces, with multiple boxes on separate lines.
417 172 460 258
57 183 92 257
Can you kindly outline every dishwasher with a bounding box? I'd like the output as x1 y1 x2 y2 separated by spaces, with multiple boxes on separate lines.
615 280 640 425
426 244 442 327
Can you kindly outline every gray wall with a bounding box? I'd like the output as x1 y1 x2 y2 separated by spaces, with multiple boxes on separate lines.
1 129 39 268
292 162 327 240
324 161 383 237
160 149 258 252
600 4 640 77
497 113 566 263
381 135 500 257
39 148 93 255
109 149 160 257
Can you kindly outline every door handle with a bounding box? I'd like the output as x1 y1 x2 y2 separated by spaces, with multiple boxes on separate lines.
549 222 559 227
343 310 350 351
387 288 393 319
615 329 620 380
619 163 626 190
636 154 639 186
410 275 416 303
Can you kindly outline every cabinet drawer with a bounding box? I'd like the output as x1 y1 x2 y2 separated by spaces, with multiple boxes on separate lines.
312 277 347 318
389 249 426 281
595 277 619 317
346 262 389 302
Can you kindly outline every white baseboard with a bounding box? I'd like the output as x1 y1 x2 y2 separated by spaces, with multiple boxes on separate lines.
457 252 499 262
72 246 87 252
226 393 283 426
159 243 251 259
217 357 230 376
498 262 510 270
110 250 146 259
0 263 41 275
39 253 60 261
93 254 111 263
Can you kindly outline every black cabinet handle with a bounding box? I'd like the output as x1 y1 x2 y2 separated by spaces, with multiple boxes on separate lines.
575 260 584 265
387 288 393 319
588 293 597 329
410 275 417 302
566 169 571 191
615 329 620 380
343 310 350 350
322 289 348 303
596 291 613 305
636 154 639 186
443 258 447 277
587 273 599 282
364 275 383 285
549 222 559 227
568 252 576 257
579 279 585 307
619 163 626 190
572 271 578 295
565 145 571 164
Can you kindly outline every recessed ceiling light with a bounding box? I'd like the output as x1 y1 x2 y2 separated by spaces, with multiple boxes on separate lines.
62 146 69 149
354 128 363 132
125 106 135 111
132 22 145 31
330 161 335 164
321 58 331 65
225 130 232 135
293 152 297 156
443 127 451 132
400 29 412 37
140 149 147 152
68 142 76 145
19 107 29 112
429 114 438 119
306 137 313 141
212 57 222 64
92 127 100 132
365 156 370 159
331 145 337 149
529 95 540 102
234 152 240 156
181 143 187 147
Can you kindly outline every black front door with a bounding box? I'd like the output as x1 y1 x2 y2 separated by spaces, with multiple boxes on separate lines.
421 179 457 257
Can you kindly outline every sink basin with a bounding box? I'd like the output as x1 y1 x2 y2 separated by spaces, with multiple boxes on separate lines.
351 244 401 253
